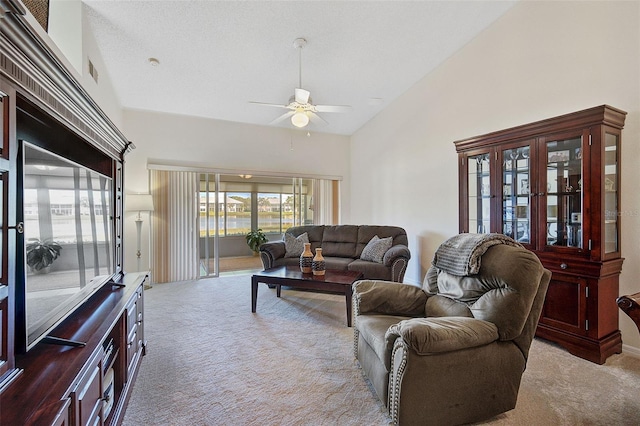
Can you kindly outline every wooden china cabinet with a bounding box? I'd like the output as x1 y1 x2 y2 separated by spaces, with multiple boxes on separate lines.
454 105 626 364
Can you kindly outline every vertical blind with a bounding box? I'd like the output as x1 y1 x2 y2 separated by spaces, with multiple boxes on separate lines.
313 179 335 225
150 170 199 283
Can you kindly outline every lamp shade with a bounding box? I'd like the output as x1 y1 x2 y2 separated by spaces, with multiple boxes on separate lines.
126 194 155 212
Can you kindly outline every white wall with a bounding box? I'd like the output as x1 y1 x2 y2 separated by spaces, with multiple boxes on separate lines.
122 109 351 274
47 0 123 127
80 6 123 127
350 1 640 352
48 0 83 74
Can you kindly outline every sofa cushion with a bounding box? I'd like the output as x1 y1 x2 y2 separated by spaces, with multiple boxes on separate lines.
360 235 393 263
425 295 474 318
323 257 353 271
272 256 352 271
272 257 301 268
321 225 358 257
348 259 392 281
356 226 409 258
284 232 309 258
286 226 325 251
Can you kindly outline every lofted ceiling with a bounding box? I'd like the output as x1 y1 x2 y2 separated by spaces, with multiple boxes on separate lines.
82 1 516 136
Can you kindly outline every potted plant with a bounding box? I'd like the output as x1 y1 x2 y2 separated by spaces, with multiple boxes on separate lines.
246 228 268 255
26 238 62 273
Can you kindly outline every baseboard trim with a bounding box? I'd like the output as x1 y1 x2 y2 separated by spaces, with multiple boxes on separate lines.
622 344 640 358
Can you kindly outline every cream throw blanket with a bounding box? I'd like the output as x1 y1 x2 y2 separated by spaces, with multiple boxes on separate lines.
432 233 523 276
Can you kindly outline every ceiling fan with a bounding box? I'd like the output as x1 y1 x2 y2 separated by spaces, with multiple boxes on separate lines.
250 38 352 128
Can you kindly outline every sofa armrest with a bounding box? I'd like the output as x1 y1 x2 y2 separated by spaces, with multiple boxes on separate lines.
386 317 499 355
382 245 411 282
259 241 285 269
383 244 411 266
353 280 427 317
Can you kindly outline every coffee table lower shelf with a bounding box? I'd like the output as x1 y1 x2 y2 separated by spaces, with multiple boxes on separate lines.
251 266 363 327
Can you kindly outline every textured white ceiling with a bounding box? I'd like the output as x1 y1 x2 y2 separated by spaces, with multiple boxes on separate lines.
83 1 515 135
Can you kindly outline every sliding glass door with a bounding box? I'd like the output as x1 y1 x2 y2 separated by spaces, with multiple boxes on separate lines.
197 175 326 277
198 173 219 277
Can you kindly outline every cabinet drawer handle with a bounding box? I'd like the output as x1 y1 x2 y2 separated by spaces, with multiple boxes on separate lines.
560 263 568 270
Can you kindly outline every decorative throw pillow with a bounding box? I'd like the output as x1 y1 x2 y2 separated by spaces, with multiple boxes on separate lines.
284 232 309 258
360 235 393 264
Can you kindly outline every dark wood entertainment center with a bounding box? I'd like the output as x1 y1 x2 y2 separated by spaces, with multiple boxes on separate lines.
0 1 145 424
1 273 147 425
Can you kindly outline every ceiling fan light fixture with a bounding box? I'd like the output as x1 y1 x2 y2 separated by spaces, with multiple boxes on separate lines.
291 111 309 128
249 36 352 129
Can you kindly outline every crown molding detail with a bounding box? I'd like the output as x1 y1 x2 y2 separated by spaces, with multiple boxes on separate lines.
0 3 133 160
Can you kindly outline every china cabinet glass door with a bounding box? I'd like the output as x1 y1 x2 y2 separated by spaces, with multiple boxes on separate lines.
501 145 532 245
544 135 583 249
467 152 491 234
603 132 619 254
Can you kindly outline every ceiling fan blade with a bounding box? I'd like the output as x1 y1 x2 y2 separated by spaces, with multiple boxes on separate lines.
314 104 353 113
249 101 289 109
308 112 328 125
269 111 295 125
294 88 310 104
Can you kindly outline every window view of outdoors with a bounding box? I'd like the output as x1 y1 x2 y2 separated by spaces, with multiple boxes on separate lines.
198 181 313 238
198 191 252 237
258 193 294 234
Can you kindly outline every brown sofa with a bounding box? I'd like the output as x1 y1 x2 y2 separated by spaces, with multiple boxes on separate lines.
259 225 411 282
353 237 551 425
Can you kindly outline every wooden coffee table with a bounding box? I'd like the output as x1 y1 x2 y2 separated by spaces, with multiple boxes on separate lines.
251 266 363 327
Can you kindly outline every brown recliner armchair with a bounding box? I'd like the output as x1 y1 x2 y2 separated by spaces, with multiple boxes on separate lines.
353 237 551 425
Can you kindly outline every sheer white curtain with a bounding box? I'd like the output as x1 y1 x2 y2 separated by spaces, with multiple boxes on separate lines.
313 179 337 225
150 170 199 283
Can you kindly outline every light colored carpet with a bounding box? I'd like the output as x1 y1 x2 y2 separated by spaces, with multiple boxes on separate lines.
123 274 640 425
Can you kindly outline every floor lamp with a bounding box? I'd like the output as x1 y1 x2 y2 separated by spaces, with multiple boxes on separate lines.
126 194 154 289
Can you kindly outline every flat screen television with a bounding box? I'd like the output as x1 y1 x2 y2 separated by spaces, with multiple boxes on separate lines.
15 97 119 352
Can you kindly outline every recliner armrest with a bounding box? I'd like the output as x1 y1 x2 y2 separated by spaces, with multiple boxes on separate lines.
259 241 285 269
353 280 427 317
382 244 411 266
386 316 499 354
